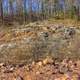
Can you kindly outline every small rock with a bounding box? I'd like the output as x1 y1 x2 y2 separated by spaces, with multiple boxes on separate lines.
36 71 40 75
24 65 30 71
44 32 49 37
59 65 68 74
17 64 24 68
10 67 14 71
32 61 35 66
15 75 23 80
3 68 14 73
40 32 49 38
64 27 75 39
0 63 5 67
2 65 14 73
36 61 43 67
43 57 53 65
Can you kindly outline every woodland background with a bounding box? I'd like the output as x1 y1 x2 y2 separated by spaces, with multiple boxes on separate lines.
0 0 80 25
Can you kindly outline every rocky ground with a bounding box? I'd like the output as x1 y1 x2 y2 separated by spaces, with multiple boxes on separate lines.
0 20 80 80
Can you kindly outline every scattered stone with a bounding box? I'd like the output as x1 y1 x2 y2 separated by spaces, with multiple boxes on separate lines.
36 61 43 67
32 61 35 66
36 71 40 75
39 32 49 38
0 63 5 67
17 64 25 68
44 32 49 37
15 75 23 80
2 65 14 73
59 65 68 74
64 27 75 39
43 57 54 65
25 66 30 71
2 69 13 73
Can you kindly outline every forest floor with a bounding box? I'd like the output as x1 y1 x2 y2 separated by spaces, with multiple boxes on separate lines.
0 58 80 80
0 19 80 80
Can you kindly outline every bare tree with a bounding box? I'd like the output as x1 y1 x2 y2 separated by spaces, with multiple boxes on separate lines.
16 0 24 23
24 0 27 23
9 0 14 21
0 0 3 24
28 0 33 21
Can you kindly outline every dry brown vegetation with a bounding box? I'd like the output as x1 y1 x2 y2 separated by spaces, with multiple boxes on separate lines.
0 57 80 80
0 20 80 64
0 20 80 79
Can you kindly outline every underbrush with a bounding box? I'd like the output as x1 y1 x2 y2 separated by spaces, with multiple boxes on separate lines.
0 22 80 64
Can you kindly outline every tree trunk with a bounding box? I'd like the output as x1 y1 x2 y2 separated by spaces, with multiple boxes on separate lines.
9 0 14 22
24 0 27 23
16 0 24 24
28 0 32 21
0 0 3 24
